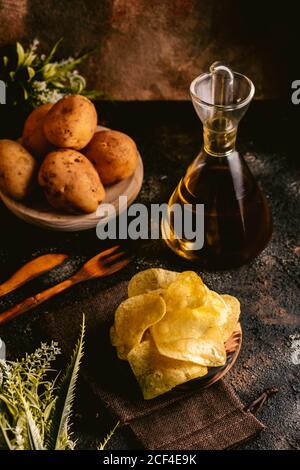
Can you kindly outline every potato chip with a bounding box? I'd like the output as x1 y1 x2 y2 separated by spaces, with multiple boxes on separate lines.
152 326 227 367
165 271 207 310
203 289 230 327
128 268 178 297
150 275 227 367
110 293 166 359
221 294 240 341
151 305 216 343
128 339 207 399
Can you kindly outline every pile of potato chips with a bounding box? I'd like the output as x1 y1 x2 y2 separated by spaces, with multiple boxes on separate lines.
110 269 240 399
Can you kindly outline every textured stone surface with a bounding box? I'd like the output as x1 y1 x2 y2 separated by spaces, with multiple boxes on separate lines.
0 0 296 99
0 101 299 450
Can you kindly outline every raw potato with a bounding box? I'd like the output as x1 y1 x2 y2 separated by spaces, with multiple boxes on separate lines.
84 130 138 185
0 139 37 200
38 149 105 214
22 103 53 159
43 95 97 150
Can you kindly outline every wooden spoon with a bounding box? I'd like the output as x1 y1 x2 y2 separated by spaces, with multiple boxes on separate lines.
0 254 68 297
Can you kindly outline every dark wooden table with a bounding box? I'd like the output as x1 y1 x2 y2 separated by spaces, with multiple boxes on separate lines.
0 101 299 450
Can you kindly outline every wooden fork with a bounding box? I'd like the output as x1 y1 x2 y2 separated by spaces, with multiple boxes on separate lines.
0 245 131 325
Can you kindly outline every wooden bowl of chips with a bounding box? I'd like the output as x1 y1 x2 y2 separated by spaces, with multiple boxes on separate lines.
111 269 243 400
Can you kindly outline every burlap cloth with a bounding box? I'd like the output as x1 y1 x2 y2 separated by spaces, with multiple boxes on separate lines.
42 281 264 450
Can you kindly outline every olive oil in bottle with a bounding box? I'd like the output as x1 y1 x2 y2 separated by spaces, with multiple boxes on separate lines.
162 63 272 269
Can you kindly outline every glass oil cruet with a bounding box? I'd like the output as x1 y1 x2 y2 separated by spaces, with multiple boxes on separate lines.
162 62 272 269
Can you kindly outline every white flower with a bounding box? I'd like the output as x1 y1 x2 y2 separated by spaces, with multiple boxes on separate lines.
29 38 40 53
46 89 65 103
32 81 47 91
59 57 75 66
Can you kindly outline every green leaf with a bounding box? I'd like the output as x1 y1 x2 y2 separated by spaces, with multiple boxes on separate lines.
22 86 29 100
27 66 35 80
3 56 8 67
60 45 98 73
0 394 18 417
70 75 86 94
22 397 45 450
98 421 119 450
16 42 25 67
42 62 60 81
51 81 66 89
43 398 57 422
44 38 64 65
82 89 110 100
47 316 85 450
55 51 91 75
23 53 36 68
0 417 13 450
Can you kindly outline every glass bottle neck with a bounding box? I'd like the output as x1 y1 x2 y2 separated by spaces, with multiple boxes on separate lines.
203 124 237 157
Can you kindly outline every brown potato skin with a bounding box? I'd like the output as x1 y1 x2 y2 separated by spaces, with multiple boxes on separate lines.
83 130 138 185
38 149 105 214
22 103 53 159
43 95 97 150
0 140 37 200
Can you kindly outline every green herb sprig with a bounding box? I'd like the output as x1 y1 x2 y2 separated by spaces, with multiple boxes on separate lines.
0 316 118 450
0 38 104 111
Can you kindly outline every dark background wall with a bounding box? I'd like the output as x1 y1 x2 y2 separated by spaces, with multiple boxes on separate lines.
0 0 296 100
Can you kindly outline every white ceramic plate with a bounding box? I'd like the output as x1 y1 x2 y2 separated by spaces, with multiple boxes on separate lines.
0 126 144 231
